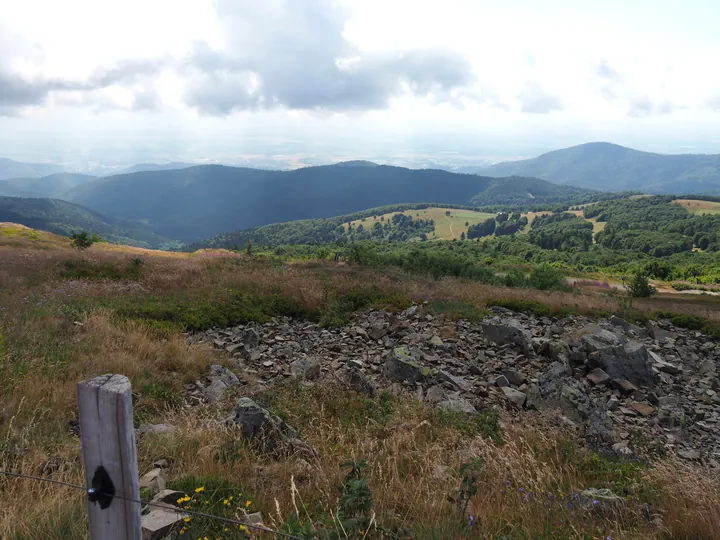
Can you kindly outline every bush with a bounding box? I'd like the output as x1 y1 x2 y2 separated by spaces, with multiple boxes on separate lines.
527 263 568 291
627 272 657 298
69 231 101 250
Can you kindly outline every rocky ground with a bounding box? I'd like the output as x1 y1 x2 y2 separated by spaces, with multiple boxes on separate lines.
186 304 720 466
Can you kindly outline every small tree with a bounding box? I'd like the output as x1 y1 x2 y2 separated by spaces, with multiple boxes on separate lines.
627 272 657 298
246 240 253 256
460 231 466 241
70 231 99 250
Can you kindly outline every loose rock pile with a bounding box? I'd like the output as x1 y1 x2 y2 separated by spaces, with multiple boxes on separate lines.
189 304 720 465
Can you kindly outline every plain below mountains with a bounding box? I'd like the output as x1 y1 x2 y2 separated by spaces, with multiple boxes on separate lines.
0 196 177 249
61 162 597 241
479 142 720 194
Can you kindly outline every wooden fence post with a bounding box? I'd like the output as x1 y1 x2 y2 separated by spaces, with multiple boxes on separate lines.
78 374 142 540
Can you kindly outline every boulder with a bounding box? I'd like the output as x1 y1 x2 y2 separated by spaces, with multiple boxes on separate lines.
228 398 317 457
425 385 446 404
539 340 571 363
586 368 610 386
579 325 627 353
290 356 321 380
345 368 376 397
438 397 477 414
501 387 526 407
502 370 526 387
480 318 533 355
242 327 260 349
646 321 679 342
384 346 431 383
437 370 470 391
139 468 166 494
142 508 185 540
587 342 654 388
648 351 682 375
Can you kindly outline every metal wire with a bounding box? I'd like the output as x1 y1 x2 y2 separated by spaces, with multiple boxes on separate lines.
0 470 304 539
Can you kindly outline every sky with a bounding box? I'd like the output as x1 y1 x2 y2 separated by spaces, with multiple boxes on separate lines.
1 0 720 169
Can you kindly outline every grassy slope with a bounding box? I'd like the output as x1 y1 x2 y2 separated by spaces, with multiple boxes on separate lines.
1 231 720 538
673 198 720 215
346 207 497 240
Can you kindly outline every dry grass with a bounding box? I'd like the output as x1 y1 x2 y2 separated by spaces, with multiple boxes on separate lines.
2 233 720 538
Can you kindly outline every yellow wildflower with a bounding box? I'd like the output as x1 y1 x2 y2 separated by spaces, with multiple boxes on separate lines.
184 517 191 523
239 525 248 532
223 499 230 506
245 500 251 508
228 496 233 501
194 486 205 493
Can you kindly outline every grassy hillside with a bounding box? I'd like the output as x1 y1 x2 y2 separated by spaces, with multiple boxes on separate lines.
483 142 720 194
63 163 604 241
1 235 720 538
0 173 98 198
0 196 178 249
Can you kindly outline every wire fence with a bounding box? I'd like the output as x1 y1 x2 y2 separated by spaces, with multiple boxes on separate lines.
0 470 304 540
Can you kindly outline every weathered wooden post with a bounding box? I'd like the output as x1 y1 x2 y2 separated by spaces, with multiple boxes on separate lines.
78 374 142 540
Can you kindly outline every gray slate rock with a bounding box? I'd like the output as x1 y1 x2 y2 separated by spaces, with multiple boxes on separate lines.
290 356 321 380
384 346 431 383
501 387 526 407
481 318 533 355
587 342 654 388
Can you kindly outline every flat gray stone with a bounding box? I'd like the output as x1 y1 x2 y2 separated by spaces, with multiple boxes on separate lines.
586 368 610 386
501 386 526 407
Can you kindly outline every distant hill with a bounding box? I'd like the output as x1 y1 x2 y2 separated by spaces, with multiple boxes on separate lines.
105 162 197 176
482 142 720 194
0 173 98 198
0 158 65 181
63 162 604 241
0 196 176 249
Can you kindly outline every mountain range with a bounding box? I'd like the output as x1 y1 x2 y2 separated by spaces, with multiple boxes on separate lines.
60 163 598 241
0 196 175 249
0 158 65 181
479 142 720 194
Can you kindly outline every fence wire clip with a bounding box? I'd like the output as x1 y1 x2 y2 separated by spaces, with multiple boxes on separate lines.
87 466 115 510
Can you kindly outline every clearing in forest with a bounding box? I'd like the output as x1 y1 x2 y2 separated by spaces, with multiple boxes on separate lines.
673 199 720 215
345 207 496 240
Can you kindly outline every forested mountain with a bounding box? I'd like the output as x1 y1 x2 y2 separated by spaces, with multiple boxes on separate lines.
63 162 602 241
0 173 98 198
0 196 175 249
0 158 65 181
482 142 720 194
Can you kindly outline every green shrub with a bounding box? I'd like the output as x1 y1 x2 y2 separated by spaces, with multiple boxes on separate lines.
528 263 568 291
69 231 101 250
627 272 656 298
502 267 528 288
656 312 720 339
427 300 488 322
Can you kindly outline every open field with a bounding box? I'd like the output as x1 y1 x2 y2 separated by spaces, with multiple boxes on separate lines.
346 207 496 240
673 199 720 215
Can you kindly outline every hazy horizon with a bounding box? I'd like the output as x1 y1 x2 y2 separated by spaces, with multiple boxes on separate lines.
2 0 720 170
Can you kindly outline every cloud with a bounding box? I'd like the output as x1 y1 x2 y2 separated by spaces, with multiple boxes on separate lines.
517 81 562 113
593 60 677 117
182 0 477 114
